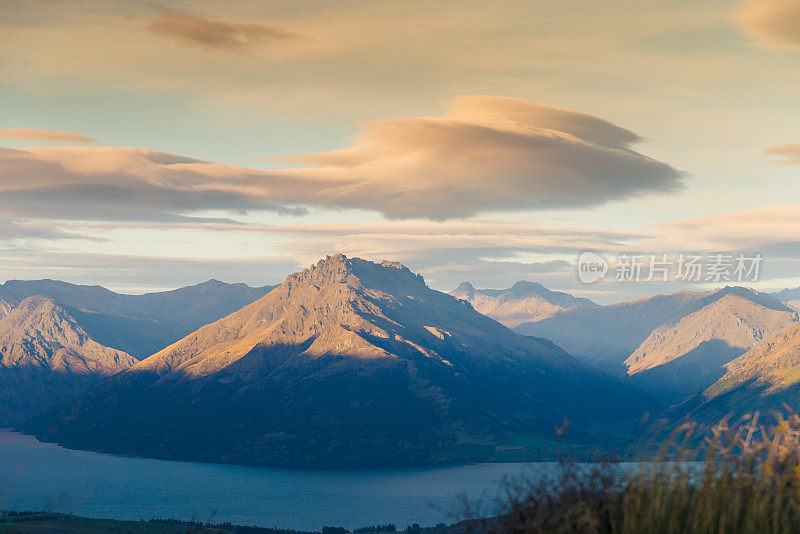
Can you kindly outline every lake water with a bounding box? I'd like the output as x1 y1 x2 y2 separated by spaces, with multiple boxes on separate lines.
0 430 550 530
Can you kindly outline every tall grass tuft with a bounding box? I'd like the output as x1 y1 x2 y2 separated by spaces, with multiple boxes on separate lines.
476 410 800 533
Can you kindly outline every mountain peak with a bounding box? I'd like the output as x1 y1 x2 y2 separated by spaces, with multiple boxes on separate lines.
451 280 596 328
286 255 425 294
0 295 135 375
705 285 792 313
452 282 476 298
509 280 547 295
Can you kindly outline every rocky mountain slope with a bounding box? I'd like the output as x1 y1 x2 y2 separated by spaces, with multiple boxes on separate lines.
624 288 798 403
450 281 596 328
0 298 12 320
28 255 656 468
0 296 135 424
664 324 800 430
518 287 798 404
0 279 275 358
704 323 800 400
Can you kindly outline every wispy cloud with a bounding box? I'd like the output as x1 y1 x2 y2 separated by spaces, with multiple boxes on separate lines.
765 143 800 165
735 0 800 49
0 129 96 144
149 10 305 50
0 219 83 241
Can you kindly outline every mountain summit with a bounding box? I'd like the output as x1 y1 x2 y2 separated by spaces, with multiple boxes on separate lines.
30 255 654 467
450 280 596 328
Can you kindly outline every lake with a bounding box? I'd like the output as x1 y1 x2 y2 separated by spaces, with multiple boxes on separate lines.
0 430 549 530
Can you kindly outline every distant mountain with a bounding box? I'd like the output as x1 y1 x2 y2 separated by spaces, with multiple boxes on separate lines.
518 287 799 405
772 286 800 312
0 279 276 358
28 255 656 468
0 296 135 424
515 289 705 373
450 281 596 328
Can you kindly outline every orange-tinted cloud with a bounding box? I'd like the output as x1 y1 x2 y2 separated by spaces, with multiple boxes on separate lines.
279 95 684 219
735 0 800 49
766 143 800 165
150 11 304 50
0 96 682 221
0 129 96 144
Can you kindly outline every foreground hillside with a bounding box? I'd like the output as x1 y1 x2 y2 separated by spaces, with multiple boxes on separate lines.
0 512 460 534
28 255 656 467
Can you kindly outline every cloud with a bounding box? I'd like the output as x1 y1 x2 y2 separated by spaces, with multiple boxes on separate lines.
0 96 684 221
642 205 800 255
279 95 684 219
735 0 800 49
0 129 96 144
0 1 746 121
5 206 800 302
765 143 800 165
149 10 305 50
0 219 80 241
0 146 304 222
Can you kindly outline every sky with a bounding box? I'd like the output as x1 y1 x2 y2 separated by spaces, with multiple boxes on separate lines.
1 0 799 303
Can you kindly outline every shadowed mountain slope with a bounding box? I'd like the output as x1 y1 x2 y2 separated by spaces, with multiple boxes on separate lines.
624 289 797 395
450 281 596 328
705 323 800 400
666 324 800 429
28 255 657 468
0 296 135 424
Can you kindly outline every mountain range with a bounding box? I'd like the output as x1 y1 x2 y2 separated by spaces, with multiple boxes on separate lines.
517 286 799 404
0 279 276 358
27 255 656 467
0 279 275 424
5 260 800 467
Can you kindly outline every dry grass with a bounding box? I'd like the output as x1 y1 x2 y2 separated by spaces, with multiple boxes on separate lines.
473 410 800 534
